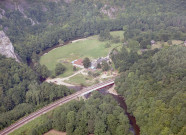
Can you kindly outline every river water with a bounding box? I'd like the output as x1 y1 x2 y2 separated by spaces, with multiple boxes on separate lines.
111 94 140 135
32 36 140 135
98 87 140 135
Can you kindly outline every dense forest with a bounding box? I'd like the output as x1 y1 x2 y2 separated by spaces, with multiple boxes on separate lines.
112 46 186 135
0 55 74 130
0 0 185 62
30 92 131 135
0 0 186 134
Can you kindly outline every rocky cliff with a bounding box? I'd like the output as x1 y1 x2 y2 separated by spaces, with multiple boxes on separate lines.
0 31 20 62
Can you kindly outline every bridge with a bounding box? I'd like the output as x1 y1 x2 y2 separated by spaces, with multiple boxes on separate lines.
0 79 115 135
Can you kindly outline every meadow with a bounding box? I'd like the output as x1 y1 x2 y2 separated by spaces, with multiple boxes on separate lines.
40 31 124 77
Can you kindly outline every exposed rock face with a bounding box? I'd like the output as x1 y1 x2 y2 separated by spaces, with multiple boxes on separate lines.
0 31 20 62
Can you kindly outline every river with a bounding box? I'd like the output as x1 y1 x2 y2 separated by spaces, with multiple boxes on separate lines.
97 86 140 135
111 94 140 135
30 36 140 135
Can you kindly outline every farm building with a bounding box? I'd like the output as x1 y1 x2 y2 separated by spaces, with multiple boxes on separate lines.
90 56 110 69
72 59 84 68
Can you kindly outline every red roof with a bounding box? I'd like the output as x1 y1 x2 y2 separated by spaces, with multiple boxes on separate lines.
74 59 83 66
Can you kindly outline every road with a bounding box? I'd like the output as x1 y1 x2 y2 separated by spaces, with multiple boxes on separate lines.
46 69 85 86
0 79 115 135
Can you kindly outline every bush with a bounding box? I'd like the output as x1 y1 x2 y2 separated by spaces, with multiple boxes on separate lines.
55 63 66 76
105 43 111 48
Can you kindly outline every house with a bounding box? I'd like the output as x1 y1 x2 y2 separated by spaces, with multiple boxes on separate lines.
72 59 84 68
184 40 186 46
90 56 111 69
140 49 148 53
97 56 110 64
90 60 98 69
151 40 155 45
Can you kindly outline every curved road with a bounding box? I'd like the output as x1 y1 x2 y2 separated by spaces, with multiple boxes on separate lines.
0 79 115 135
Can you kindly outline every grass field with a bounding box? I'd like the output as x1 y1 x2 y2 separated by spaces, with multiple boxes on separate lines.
40 31 124 76
151 40 184 50
64 73 95 86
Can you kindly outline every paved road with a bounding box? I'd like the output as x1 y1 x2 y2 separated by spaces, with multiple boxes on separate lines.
0 79 115 135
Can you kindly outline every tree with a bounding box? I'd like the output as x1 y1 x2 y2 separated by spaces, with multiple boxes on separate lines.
84 32 89 37
73 66 77 71
94 120 107 135
58 39 64 45
128 40 140 52
83 57 91 68
34 64 50 79
102 61 109 71
99 29 112 41
97 63 101 69
55 63 66 76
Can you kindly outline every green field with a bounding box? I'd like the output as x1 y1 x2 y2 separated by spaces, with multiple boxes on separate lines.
40 31 124 76
65 73 95 86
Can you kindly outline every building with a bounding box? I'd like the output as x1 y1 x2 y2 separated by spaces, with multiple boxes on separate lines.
151 40 155 45
90 60 98 69
72 59 84 68
184 40 186 46
90 56 110 69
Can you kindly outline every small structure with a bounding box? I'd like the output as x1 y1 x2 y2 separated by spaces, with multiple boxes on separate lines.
72 59 84 68
140 49 148 53
97 56 110 64
90 60 98 69
151 40 155 45
90 56 110 69
123 41 128 45
184 40 186 46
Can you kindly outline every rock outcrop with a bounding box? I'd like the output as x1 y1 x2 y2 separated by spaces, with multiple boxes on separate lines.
0 31 20 62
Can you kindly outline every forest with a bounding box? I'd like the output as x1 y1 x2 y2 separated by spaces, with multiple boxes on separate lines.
0 0 186 134
26 92 131 135
112 46 186 134
0 0 185 62
0 55 74 130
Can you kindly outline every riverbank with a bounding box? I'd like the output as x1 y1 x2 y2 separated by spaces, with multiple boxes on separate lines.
106 86 140 135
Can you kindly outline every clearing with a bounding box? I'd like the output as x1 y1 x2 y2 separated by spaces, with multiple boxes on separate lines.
40 31 124 77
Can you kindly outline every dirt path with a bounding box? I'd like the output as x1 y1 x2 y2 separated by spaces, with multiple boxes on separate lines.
62 69 85 81
72 38 87 43
107 85 118 95
46 69 85 86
